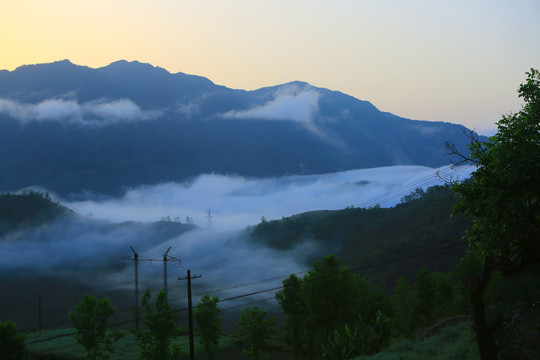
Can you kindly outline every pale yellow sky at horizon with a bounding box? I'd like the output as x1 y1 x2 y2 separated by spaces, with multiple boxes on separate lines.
1 0 539 134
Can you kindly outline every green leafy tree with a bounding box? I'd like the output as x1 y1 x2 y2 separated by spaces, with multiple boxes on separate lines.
0 321 27 360
447 69 540 359
431 271 455 319
319 311 392 359
136 289 178 360
412 268 457 326
275 273 305 359
276 255 394 358
236 305 276 360
194 294 222 360
68 294 122 360
391 276 412 335
451 248 484 312
170 342 189 360
449 68 540 263
411 267 436 325
319 323 361 360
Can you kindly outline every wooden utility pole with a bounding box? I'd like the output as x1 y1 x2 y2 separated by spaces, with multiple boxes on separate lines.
38 293 42 332
179 270 202 360
122 247 142 330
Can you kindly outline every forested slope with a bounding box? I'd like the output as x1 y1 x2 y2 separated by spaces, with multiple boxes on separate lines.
251 185 473 287
0 191 71 237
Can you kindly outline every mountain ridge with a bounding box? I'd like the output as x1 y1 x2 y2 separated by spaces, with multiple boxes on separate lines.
0 60 478 196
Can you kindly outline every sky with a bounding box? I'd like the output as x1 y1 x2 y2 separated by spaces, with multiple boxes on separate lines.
1 1 539 134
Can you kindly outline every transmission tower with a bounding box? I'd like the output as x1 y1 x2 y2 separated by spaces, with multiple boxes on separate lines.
207 209 213 228
122 246 181 329
161 247 182 297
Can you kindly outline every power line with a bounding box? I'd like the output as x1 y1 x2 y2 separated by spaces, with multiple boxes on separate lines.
25 236 471 346
192 246 269 275
24 170 476 345
357 165 473 208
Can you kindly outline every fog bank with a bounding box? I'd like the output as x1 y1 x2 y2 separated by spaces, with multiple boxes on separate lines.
65 165 474 231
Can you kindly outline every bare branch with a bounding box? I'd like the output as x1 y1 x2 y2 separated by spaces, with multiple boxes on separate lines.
445 128 486 166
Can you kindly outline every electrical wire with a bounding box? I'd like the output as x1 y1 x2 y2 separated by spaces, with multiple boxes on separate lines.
24 237 471 346
23 168 476 344
357 165 473 208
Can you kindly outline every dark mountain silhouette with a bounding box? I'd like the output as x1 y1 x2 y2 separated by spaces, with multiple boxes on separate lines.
0 60 476 196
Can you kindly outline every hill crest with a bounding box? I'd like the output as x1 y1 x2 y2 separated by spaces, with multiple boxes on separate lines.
0 60 478 196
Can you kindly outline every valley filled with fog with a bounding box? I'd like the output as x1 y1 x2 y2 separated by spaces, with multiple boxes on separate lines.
0 164 473 327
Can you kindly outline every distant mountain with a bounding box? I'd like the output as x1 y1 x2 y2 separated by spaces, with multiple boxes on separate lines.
0 60 478 196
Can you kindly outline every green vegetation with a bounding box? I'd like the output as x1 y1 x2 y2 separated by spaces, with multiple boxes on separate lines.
276 254 480 359
277 255 393 358
447 68 540 359
252 185 472 287
135 290 179 360
236 306 277 360
450 68 540 264
68 294 122 360
0 320 27 360
26 329 193 360
6 69 539 360
194 294 222 360
0 191 69 237
359 321 479 360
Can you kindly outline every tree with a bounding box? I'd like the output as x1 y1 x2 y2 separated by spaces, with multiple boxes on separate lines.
319 310 392 359
236 306 276 360
411 267 434 324
275 274 305 359
448 68 540 263
194 294 222 360
391 276 412 335
451 248 484 312
300 255 367 355
411 267 457 325
0 321 27 360
448 69 540 359
276 255 394 358
68 294 122 360
136 289 178 360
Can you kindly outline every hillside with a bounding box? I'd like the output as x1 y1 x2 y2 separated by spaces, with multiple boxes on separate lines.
0 191 71 237
0 192 196 331
0 60 479 196
251 185 472 287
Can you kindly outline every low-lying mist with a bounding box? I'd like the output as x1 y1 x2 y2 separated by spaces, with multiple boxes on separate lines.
64 165 473 230
1 165 473 328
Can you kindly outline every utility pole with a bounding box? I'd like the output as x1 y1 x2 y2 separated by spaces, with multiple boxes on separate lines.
161 247 181 298
163 247 171 296
179 270 202 360
122 246 181 329
38 293 42 332
122 247 141 330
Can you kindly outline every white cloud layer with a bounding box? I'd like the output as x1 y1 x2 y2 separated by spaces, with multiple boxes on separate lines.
0 98 162 125
222 86 321 130
0 165 474 309
65 165 474 231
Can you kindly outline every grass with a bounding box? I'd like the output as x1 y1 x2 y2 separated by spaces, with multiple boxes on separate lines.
26 322 481 359
356 321 480 360
26 328 240 360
